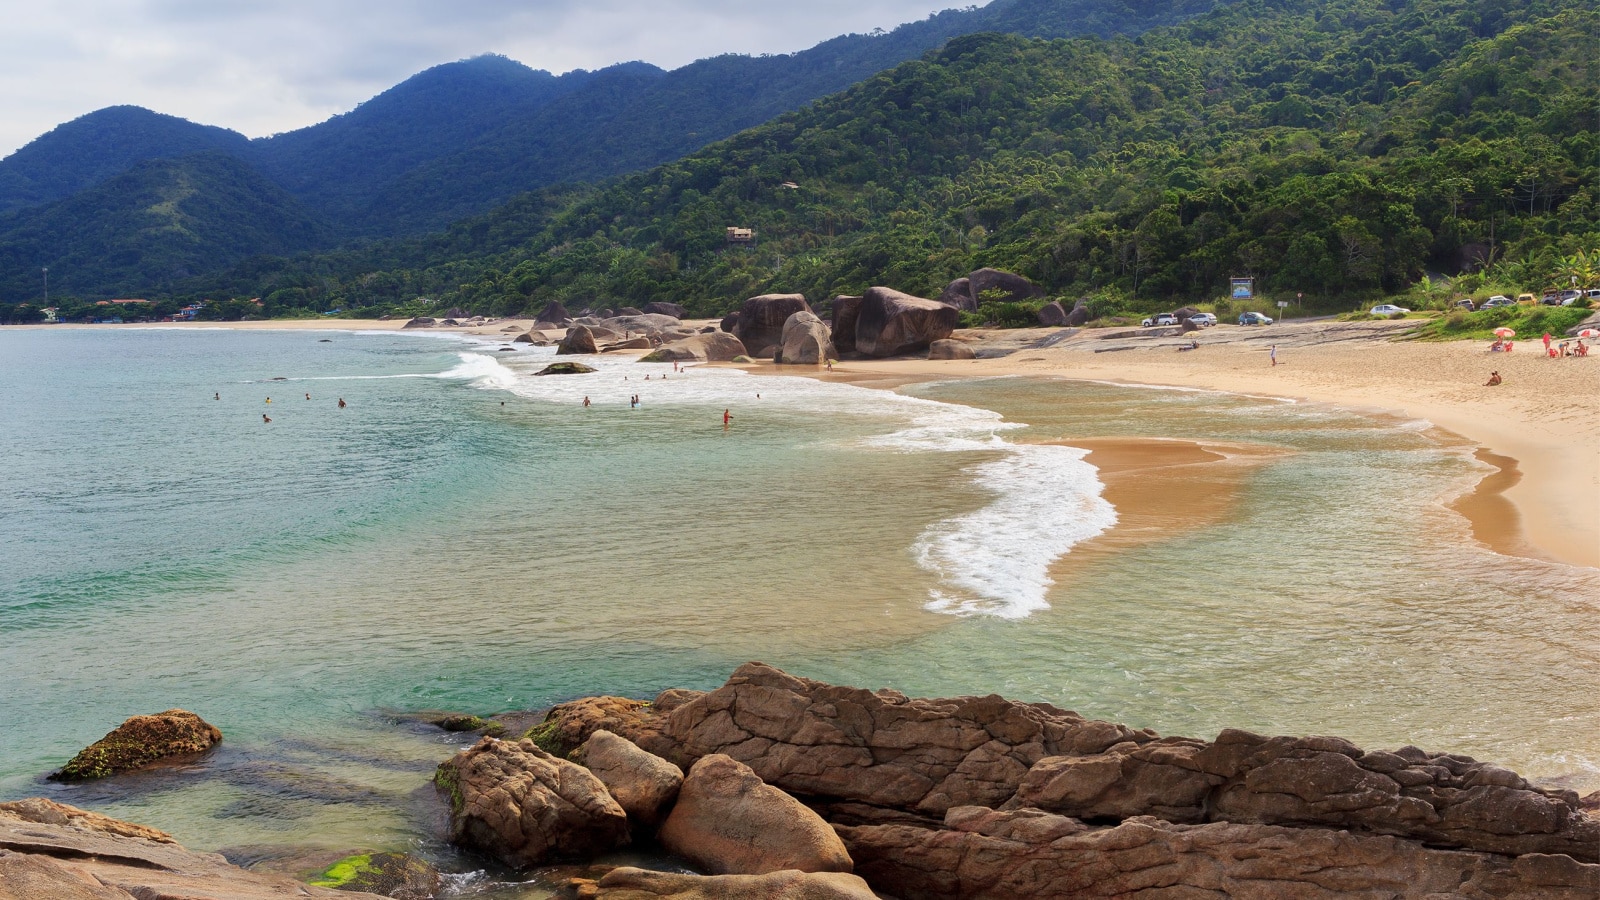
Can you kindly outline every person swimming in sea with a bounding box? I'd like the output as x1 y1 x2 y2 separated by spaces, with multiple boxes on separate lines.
214 392 220 400
338 398 346 408
262 413 272 423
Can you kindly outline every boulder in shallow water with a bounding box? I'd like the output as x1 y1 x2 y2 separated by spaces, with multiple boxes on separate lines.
435 737 630 868
309 851 440 900
52 710 221 782
535 362 598 376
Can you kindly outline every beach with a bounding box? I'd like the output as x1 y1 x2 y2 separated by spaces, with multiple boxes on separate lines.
789 320 1600 571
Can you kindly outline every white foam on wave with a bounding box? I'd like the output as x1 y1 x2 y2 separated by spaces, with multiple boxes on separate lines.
442 345 1116 618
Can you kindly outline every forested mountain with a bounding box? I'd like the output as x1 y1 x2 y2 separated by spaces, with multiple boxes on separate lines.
176 0 1598 319
0 0 1222 279
0 107 250 216
0 152 330 299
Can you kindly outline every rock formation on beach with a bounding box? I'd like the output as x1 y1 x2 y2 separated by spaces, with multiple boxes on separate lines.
778 310 836 364
0 798 387 899
640 332 747 363
52 710 221 782
507 663 1599 899
830 295 862 355
939 268 1042 311
854 288 959 357
732 294 812 356
558 324 599 355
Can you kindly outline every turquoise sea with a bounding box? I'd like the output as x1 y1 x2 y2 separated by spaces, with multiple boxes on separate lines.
2 327 1596 894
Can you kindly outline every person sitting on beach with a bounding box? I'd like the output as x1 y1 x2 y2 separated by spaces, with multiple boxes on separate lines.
1490 339 1503 352
1484 371 1502 386
1578 340 1589 357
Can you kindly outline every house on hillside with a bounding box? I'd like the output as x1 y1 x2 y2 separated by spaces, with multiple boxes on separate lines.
725 227 756 248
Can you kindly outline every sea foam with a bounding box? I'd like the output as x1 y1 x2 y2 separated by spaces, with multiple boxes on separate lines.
443 344 1114 618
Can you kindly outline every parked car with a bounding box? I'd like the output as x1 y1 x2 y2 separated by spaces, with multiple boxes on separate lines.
1238 311 1273 325
1586 289 1600 302
1516 293 1538 305
1141 313 1179 327
1187 312 1218 326
1557 290 1582 306
1454 299 1476 310
1481 295 1515 308
1371 304 1410 316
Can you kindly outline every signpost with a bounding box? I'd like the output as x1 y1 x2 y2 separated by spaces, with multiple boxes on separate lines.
1277 300 1289 320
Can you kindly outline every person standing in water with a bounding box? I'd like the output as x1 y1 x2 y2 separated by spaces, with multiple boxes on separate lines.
262 413 272 423
305 392 311 400
337 398 346 408
723 408 732 427
583 396 591 407
214 392 220 400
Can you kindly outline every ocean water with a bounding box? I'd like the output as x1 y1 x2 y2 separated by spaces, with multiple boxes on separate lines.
1 327 1596 892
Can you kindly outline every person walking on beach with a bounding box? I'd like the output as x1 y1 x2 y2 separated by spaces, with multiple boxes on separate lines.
337 398 346 408
1484 371 1502 386
1269 345 1277 366
1542 332 1552 354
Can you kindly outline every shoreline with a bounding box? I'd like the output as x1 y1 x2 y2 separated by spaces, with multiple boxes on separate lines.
13 317 1595 569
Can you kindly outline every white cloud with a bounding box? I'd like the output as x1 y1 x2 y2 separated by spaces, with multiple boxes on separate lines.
0 0 963 155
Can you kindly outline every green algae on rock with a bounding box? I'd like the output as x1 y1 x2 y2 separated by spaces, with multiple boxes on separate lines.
311 852 440 898
50 709 221 782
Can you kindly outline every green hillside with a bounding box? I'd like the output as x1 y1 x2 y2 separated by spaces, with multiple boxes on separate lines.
183 0 1595 319
0 152 331 300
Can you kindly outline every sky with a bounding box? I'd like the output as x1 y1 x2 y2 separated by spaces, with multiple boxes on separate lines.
0 0 966 158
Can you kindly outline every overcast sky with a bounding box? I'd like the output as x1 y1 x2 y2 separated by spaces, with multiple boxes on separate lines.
0 0 966 157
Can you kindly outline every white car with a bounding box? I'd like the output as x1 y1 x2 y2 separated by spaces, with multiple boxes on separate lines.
1141 314 1179 327
1371 304 1410 316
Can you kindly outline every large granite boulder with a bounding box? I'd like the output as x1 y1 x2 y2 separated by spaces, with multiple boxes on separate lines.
0 799 386 900
401 317 435 329
830 296 862 354
604 314 683 336
572 730 684 832
435 737 630 868
719 312 740 333
852 288 959 358
535 363 599 376
938 278 975 311
558 867 880 899
1037 301 1068 326
1065 301 1091 327
660 754 853 876
514 330 555 344
928 340 975 361
778 312 835 365
535 300 571 326
639 333 748 363
643 302 688 319
558 325 599 356
52 710 222 782
838 808 1600 900
603 337 653 352
968 268 1042 305
732 295 811 355
309 852 440 899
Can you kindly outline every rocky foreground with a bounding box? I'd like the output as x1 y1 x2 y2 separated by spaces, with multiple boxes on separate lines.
434 662 1599 899
7 663 1598 899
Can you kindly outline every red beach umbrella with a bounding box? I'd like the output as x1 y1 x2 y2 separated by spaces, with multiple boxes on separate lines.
1577 329 1599 339
1492 327 1516 338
